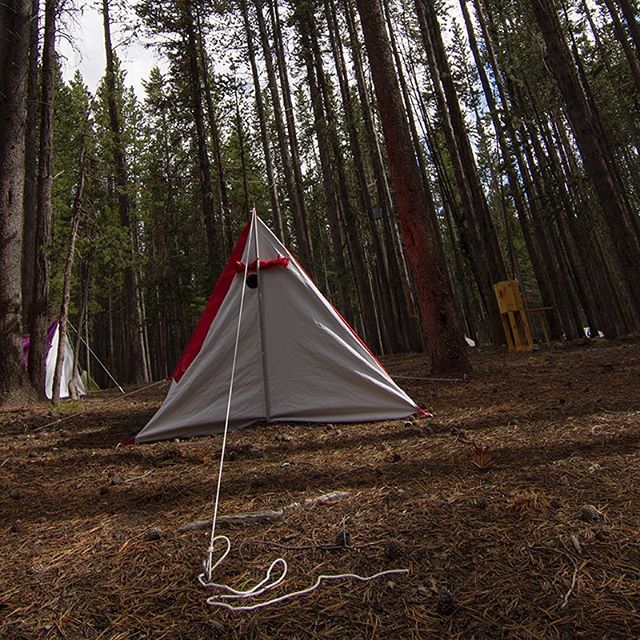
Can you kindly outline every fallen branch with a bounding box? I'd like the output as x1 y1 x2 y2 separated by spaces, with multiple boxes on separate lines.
177 490 350 532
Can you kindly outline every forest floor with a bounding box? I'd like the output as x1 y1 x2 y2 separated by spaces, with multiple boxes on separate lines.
1 339 640 639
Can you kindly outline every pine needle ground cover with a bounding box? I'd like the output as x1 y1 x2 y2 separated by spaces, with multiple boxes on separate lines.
1 340 639 639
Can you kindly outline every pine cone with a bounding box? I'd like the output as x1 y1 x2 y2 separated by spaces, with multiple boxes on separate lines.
580 504 603 522
144 527 163 541
436 588 456 615
384 540 405 560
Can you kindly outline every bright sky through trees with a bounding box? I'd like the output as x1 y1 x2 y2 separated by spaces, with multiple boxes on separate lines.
58 4 163 95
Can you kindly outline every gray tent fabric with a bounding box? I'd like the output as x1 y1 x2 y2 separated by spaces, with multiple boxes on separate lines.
135 215 420 443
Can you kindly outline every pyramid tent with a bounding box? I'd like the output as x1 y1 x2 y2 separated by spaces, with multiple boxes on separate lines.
135 215 421 444
22 321 87 400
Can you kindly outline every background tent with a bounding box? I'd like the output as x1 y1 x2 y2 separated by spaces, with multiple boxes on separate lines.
136 214 421 444
22 321 87 400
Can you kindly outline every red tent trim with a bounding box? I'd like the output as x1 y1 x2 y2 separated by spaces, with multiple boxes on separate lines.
231 257 289 273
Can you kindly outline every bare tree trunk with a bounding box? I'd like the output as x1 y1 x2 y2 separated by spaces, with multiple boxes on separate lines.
240 0 284 239
102 0 146 383
299 4 379 349
0 0 34 404
28 0 57 397
418 0 506 284
415 0 506 345
195 9 233 253
253 0 314 273
600 0 640 94
355 0 471 375
579 0 640 155
325 0 401 352
460 0 559 330
531 0 640 317
474 0 563 338
268 0 314 254
52 133 87 403
72 259 90 393
21 0 39 324
343 0 416 350
235 84 251 220
182 0 221 278
295 11 353 320
616 0 640 58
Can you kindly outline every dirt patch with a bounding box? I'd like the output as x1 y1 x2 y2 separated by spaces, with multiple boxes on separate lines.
1 340 639 639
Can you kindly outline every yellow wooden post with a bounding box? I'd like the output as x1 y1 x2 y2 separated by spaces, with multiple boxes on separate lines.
493 281 534 352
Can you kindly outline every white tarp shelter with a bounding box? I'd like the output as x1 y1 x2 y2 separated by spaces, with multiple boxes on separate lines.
23 321 87 400
135 215 421 444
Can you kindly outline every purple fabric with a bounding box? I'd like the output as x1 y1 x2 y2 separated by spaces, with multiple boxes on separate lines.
22 321 58 370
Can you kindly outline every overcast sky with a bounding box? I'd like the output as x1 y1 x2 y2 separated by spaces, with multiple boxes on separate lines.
58 4 165 97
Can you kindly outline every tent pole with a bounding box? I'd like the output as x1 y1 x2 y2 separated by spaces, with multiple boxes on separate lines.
254 211 272 421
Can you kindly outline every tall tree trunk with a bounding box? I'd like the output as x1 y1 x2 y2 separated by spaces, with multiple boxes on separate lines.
474 0 563 337
300 3 380 350
460 0 558 326
21 0 39 324
413 86 481 340
253 0 314 273
73 259 90 392
579 0 640 155
235 84 251 220
268 0 314 257
343 0 417 351
182 0 221 278
52 133 87 403
616 0 640 59
531 0 640 318
600 0 640 94
239 0 284 239
297 12 353 318
0 0 34 403
102 0 145 383
28 0 57 397
355 0 471 375
195 9 233 252
325 0 401 352
415 0 505 344
418 0 506 285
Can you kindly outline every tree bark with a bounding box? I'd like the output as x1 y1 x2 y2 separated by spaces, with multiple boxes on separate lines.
418 0 506 284
600 0 640 94
355 0 471 375
474 0 565 338
21 0 39 324
235 84 251 221
102 0 146 383
0 0 34 404
253 0 314 273
52 132 87 403
239 0 284 239
301 3 380 350
182 0 221 278
296 11 353 319
269 0 314 259
343 0 417 351
616 0 640 59
325 0 401 352
415 0 506 345
28 0 57 397
531 0 640 317
195 8 233 253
